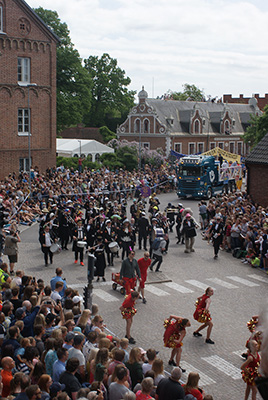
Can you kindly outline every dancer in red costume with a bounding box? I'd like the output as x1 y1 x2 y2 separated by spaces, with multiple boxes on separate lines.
164 315 191 373
241 340 261 400
137 251 151 304
119 290 139 345
193 287 214 344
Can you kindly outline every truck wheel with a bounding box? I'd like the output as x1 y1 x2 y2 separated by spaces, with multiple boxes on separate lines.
112 283 117 291
120 287 126 295
206 188 212 199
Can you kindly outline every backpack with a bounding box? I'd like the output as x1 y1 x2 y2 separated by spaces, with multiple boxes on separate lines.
152 238 161 250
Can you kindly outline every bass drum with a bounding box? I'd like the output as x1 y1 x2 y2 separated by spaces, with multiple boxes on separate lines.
77 241 87 248
152 228 164 240
109 241 119 254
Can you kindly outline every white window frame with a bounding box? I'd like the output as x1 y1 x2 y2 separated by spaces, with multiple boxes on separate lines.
229 141 235 153
193 119 201 134
142 142 150 149
134 118 141 134
174 143 182 153
237 141 243 155
19 157 30 172
18 108 30 136
218 142 224 149
18 57 30 83
188 142 196 155
197 142 204 153
0 5 3 32
210 142 216 150
143 119 150 134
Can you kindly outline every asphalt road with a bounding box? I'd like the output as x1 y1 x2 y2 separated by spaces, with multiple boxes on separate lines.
8 192 267 400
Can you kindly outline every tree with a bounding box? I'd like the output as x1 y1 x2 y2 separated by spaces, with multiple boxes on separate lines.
34 7 92 132
99 126 116 143
244 105 268 147
83 53 135 129
168 84 205 101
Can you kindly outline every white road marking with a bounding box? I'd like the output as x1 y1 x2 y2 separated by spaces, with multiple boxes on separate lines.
201 355 241 380
207 277 238 289
145 285 170 296
93 289 119 302
248 274 268 283
180 362 216 386
67 281 113 289
226 276 259 287
185 280 209 290
164 282 194 293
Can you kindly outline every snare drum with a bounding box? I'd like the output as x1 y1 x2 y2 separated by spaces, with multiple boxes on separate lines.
77 241 87 248
50 243 60 253
152 228 164 241
109 241 119 253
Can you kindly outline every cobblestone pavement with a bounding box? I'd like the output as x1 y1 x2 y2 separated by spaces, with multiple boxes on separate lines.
10 192 267 400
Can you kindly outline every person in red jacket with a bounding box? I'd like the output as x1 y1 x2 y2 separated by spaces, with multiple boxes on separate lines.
119 291 139 345
193 287 214 344
137 252 151 304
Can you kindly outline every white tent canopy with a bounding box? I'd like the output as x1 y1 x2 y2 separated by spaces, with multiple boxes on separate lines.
56 139 114 162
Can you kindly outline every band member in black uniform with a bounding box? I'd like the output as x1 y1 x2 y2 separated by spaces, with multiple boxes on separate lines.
40 224 56 266
119 219 135 260
96 214 106 234
130 199 138 221
94 236 106 282
210 215 224 259
58 209 70 250
165 203 176 232
148 218 158 258
85 217 96 249
176 208 184 245
137 212 149 251
103 219 116 266
72 219 86 266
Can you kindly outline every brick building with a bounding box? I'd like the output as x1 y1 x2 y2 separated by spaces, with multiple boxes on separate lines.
61 124 104 143
0 0 59 179
246 133 268 207
224 93 268 111
117 87 261 158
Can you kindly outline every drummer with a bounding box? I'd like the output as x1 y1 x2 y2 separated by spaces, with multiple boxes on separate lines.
103 219 116 266
72 219 86 266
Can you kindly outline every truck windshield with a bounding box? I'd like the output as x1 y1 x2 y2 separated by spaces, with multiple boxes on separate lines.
179 166 202 177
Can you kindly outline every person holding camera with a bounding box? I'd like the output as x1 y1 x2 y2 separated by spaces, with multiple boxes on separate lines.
3 228 21 275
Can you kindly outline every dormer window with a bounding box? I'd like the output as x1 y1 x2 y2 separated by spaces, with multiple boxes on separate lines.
224 120 230 135
194 119 201 134
134 119 141 133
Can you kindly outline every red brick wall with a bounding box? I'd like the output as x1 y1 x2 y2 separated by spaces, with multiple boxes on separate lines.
223 94 268 111
247 164 268 207
0 0 57 178
119 135 166 150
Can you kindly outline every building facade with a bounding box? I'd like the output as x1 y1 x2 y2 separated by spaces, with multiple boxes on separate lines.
224 93 268 111
117 87 261 158
0 0 59 178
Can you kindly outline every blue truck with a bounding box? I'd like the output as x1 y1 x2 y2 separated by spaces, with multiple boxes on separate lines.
176 155 242 199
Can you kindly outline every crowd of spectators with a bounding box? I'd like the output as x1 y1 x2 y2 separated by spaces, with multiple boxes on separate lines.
198 192 268 272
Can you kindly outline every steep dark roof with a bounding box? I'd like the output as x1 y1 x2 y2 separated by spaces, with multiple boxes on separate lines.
246 132 268 164
16 0 61 43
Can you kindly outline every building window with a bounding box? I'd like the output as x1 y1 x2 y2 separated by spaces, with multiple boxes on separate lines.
19 158 30 172
134 119 141 134
224 120 230 134
174 143 182 153
229 142 235 153
194 119 201 134
18 108 29 135
188 143 195 155
218 142 224 149
143 119 150 133
18 58 30 83
237 141 243 155
0 5 3 32
197 142 204 153
142 142 150 149
210 142 216 150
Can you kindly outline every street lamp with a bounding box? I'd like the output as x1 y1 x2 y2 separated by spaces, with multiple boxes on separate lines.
18 82 37 197
77 139 82 157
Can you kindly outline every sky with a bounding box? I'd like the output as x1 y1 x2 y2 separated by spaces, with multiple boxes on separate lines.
28 0 268 100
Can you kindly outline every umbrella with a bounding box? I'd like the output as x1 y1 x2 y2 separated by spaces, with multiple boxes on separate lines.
111 214 122 220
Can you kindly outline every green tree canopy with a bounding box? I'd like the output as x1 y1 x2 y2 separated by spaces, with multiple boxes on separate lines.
83 53 135 129
170 83 205 101
244 105 268 147
99 126 116 143
34 7 92 132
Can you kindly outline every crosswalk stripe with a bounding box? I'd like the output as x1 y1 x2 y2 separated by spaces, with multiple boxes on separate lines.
248 274 268 283
164 282 194 293
93 289 119 302
201 355 241 380
226 276 259 287
207 277 238 289
66 281 114 289
180 362 216 386
145 285 170 296
185 280 209 290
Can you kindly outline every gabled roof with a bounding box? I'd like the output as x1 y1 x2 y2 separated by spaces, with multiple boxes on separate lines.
15 0 61 43
245 133 268 165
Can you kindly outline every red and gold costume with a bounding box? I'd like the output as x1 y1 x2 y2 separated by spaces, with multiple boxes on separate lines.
246 317 262 350
242 352 261 386
138 257 151 289
121 293 137 320
193 294 211 323
163 319 185 349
